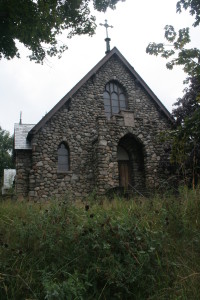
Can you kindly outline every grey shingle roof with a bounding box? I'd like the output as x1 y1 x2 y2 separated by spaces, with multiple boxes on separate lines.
14 124 35 150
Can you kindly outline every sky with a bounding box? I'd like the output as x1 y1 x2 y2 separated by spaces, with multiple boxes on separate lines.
0 0 199 134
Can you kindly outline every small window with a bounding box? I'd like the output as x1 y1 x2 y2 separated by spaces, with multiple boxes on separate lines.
103 81 127 118
58 143 69 172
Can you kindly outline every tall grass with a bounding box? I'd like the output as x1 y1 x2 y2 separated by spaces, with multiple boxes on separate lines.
0 187 200 299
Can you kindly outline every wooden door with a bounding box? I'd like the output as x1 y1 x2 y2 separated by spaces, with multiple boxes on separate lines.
118 161 131 188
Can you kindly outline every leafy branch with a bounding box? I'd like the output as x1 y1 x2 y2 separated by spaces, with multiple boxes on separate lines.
0 0 125 63
146 0 200 78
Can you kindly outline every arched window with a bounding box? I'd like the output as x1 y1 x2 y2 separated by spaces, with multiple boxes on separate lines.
58 143 69 172
103 81 127 118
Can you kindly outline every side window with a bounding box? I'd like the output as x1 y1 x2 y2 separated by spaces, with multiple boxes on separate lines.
58 143 69 172
103 81 127 118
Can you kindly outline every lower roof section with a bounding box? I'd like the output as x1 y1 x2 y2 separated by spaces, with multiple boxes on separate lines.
14 124 35 150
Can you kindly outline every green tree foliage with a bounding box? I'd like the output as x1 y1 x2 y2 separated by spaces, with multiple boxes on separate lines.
0 0 124 63
164 78 200 186
146 0 200 186
176 0 200 27
173 76 200 125
0 126 14 181
146 0 200 78
170 108 200 187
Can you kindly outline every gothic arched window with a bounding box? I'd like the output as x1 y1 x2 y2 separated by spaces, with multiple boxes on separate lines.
58 143 69 172
103 81 127 118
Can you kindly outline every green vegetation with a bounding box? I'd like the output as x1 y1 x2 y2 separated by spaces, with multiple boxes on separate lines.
0 189 200 299
146 0 200 187
0 126 14 183
161 77 200 188
146 0 200 78
0 0 125 63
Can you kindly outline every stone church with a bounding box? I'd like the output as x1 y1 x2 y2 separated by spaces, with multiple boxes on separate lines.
14 47 173 200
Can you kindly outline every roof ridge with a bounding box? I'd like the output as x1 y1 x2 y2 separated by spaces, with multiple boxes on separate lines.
28 47 173 139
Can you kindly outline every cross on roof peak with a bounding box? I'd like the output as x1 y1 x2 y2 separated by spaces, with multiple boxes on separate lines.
100 19 113 54
100 19 113 38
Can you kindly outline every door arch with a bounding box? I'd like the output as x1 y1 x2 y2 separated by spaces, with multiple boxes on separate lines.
117 134 145 191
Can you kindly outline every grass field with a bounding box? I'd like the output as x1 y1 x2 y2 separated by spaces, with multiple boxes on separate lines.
0 187 200 299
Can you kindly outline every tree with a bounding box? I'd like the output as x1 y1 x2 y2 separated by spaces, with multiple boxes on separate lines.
146 0 200 187
0 126 14 182
169 78 200 187
146 0 200 78
169 108 200 188
172 76 200 125
0 0 124 63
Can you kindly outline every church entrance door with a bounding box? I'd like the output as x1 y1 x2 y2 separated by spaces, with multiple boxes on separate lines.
117 146 130 189
117 134 145 193
118 161 131 188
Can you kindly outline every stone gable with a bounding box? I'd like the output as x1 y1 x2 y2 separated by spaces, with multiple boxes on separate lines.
14 49 172 200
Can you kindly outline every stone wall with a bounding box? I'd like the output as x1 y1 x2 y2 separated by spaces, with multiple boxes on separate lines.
93 112 169 195
17 54 171 200
15 150 32 198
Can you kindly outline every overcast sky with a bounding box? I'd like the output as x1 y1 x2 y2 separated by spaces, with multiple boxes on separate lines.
0 0 199 134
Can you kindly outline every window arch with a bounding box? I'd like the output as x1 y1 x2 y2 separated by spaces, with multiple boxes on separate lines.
103 81 127 118
58 142 69 172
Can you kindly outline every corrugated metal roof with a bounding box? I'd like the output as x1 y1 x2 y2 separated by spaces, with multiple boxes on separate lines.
14 124 35 150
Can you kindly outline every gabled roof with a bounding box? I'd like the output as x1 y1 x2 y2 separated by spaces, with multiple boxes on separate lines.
28 47 173 139
14 124 35 149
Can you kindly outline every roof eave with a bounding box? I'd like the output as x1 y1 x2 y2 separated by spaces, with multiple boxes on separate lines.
28 47 173 139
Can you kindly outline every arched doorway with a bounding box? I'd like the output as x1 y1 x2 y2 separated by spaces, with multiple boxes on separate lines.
117 134 145 192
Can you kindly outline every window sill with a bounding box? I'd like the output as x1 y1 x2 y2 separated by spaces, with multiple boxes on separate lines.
57 170 72 174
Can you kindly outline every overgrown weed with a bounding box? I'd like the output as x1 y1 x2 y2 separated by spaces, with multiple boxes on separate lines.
0 187 200 299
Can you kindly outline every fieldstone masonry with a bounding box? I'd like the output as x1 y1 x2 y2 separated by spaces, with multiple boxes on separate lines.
14 48 173 200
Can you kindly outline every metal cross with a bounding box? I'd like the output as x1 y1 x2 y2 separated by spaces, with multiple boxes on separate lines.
99 20 113 39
